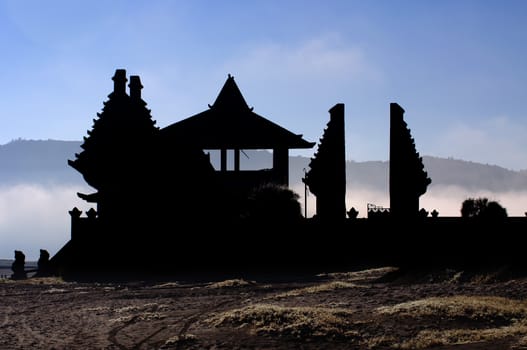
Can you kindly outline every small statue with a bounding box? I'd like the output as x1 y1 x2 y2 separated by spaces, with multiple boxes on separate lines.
11 250 27 280
37 249 51 276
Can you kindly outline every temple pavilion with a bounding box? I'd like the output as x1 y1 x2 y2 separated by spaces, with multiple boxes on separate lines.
160 74 315 190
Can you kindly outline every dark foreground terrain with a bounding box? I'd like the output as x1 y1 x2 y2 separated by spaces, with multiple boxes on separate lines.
2 266 527 349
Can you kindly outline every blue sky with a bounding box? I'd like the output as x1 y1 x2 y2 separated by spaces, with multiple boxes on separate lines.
1 1 527 169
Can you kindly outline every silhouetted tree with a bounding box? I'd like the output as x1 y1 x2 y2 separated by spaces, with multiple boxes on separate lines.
484 201 508 221
461 197 488 218
245 184 302 223
461 197 507 221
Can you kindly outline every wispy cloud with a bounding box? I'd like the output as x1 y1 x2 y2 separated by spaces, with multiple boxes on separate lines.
218 35 384 151
224 35 381 84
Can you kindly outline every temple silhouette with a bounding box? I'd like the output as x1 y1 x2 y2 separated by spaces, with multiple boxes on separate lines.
43 69 527 279
159 74 315 219
50 70 317 277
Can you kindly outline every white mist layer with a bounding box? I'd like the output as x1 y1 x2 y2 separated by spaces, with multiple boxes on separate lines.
2 183 526 260
421 185 527 217
0 184 92 260
293 184 527 218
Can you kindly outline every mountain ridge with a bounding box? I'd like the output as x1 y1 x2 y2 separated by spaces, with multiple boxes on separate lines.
1 139 526 193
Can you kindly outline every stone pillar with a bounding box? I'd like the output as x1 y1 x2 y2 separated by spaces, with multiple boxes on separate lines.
273 147 289 186
234 148 240 171
69 207 82 241
220 149 227 171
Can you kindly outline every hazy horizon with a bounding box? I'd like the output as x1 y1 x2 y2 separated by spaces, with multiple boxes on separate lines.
2 138 526 172
3 140 527 260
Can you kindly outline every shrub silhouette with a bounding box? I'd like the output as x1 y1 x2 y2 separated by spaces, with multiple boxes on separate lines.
461 197 507 221
245 184 302 223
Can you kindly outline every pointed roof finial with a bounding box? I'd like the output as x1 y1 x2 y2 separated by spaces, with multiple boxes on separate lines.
211 74 249 111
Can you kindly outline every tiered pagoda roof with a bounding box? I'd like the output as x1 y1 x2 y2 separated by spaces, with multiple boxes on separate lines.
160 75 315 150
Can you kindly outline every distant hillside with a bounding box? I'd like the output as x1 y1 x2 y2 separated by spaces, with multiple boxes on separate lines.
344 156 527 192
1 139 527 193
423 156 527 192
231 152 527 193
0 139 83 185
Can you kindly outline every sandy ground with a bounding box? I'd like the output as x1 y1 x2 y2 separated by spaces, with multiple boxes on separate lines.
2 267 527 349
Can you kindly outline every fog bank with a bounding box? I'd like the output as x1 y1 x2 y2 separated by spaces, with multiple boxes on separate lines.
0 184 91 260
